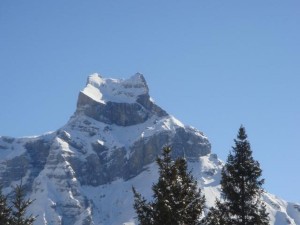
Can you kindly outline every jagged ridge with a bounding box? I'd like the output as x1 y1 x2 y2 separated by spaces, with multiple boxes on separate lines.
0 73 299 225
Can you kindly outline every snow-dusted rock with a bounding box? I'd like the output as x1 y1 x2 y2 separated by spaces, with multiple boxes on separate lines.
76 73 167 126
0 73 298 225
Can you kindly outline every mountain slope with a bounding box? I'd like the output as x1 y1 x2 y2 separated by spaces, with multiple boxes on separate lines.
0 73 299 225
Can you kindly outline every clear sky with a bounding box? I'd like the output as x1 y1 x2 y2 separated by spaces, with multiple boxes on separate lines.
0 1 299 203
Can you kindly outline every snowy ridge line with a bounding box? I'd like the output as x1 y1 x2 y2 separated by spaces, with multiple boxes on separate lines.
0 73 298 225
82 73 148 104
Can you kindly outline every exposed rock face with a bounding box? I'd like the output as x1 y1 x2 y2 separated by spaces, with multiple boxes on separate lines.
64 73 211 187
67 127 210 186
0 73 211 225
76 93 167 126
0 138 51 190
76 73 167 126
0 73 298 225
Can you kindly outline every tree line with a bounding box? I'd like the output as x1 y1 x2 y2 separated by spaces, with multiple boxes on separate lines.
0 125 269 225
133 126 270 225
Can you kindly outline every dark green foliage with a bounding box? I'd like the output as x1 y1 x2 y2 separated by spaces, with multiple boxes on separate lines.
204 126 269 225
132 188 153 225
0 182 36 225
133 146 205 225
202 200 229 225
0 188 12 225
11 183 36 225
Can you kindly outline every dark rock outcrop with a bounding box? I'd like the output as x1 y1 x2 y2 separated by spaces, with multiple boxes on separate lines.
0 73 211 225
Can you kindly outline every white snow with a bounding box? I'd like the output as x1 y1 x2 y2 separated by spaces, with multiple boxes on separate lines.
61 113 202 159
80 154 300 225
0 137 34 160
0 73 299 225
1 120 298 225
81 73 148 104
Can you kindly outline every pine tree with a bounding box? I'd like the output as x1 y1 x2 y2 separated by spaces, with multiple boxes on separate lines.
11 183 36 225
0 188 12 225
133 146 205 225
204 126 269 225
132 188 153 225
202 200 229 225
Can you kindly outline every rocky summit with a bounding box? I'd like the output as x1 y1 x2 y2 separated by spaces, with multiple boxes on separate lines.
0 73 299 225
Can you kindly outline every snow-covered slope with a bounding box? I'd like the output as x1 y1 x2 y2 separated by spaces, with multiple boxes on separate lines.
81 73 148 104
80 154 300 225
0 73 299 225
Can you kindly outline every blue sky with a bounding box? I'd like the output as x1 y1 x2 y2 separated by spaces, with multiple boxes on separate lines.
0 1 299 202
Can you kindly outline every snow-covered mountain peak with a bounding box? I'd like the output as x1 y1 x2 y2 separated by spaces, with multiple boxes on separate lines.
81 73 149 104
76 73 166 126
0 72 299 225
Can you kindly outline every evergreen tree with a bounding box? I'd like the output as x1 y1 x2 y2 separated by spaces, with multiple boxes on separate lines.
204 126 269 225
202 200 229 225
0 188 12 225
11 183 36 225
132 188 153 225
133 146 205 225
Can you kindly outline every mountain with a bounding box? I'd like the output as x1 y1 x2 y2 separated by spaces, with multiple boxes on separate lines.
0 73 299 225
